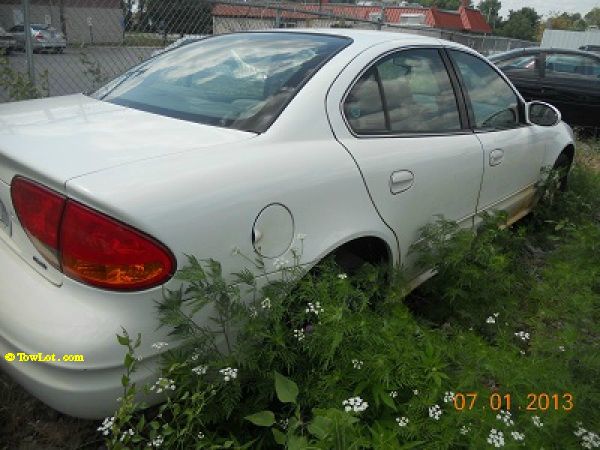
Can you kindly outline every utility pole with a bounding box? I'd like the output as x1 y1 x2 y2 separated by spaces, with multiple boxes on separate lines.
22 0 35 88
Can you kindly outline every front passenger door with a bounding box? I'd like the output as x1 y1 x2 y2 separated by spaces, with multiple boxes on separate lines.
449 50 546 223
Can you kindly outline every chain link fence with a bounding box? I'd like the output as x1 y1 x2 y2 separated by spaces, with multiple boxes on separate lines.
0 0 536 103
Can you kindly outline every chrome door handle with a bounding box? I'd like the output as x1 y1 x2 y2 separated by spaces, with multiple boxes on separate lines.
390 170 414 194
489 148 504 166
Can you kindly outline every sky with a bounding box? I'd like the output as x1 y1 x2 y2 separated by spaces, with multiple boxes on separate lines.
498 0 599 19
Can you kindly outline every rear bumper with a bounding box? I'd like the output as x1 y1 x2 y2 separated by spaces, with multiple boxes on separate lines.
0 220 171 418
34 42 66 49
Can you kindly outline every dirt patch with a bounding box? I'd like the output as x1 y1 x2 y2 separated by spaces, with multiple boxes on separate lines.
0 372 101 450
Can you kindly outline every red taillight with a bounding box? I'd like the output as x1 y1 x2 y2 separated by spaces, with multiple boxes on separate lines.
11 177 65 268
34 32 44 41
10 176 175 291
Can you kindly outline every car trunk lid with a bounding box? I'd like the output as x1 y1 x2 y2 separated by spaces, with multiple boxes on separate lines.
0 93 256 285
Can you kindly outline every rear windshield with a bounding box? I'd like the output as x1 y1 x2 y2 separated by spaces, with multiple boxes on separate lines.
31 24 50 31
92 32 351 133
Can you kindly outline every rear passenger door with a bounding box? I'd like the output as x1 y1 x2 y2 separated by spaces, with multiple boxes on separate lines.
327 45 484 276
448 49 546 223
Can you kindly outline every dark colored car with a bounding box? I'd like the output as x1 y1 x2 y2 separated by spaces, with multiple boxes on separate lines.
489 48 600 128
579 45 600 54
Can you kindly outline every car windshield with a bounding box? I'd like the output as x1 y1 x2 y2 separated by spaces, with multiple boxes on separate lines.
92 32 351 133
31 24 50 31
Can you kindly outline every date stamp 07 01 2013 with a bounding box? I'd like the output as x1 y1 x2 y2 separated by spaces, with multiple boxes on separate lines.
452 392 574 412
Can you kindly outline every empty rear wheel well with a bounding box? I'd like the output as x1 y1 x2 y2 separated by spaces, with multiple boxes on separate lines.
328 236 392 272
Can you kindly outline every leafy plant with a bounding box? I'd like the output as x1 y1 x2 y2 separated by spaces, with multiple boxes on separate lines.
0 57 48 101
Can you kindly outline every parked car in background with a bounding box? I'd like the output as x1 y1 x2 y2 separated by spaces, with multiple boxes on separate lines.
579 44 600 54
0 30 574 418
0 26 16 55
489 48 600 128
8 24 66 53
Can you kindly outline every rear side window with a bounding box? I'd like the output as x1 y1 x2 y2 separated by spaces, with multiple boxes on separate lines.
344 48 461 134
450 50 520 130
93 33 351 133
545 53 600 78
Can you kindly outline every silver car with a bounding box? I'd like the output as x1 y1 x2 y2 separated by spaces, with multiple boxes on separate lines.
9 23 66 53
0 30 574 419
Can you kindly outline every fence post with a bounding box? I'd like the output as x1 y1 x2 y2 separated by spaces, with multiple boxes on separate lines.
22 0 35 88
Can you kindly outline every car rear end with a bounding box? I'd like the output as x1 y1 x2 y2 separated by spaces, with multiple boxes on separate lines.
31 24 66 52
0 93 257 418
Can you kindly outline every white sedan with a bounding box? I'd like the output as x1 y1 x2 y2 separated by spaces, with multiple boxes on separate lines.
0 29 574 418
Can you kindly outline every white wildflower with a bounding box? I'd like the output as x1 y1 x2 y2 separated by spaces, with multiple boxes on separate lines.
192 365 208 376
97 416 115 436
574 424 600 449
197 431 205 439
493 312 500 317
149 377 176 394
443 391 455 403
487 429 505 448
119 428 135 442
486 316 496 324
352 359 363 370
279 418 289 430
520 350 526 355
306 301 324 315
151 341 169 350
558 345 566 352
389 390 398 399
532 415 544 428
151 435 164 447
413 389 419 396
428 404 443 420
293 329 305 341
249 306 258 318
510 431 525 442
460 425 471 435
219 367 238 382
496 409 514 427
515 331 531 341
261 297 271 309
338 273 348 280
396 416 409 427
342 396 369 413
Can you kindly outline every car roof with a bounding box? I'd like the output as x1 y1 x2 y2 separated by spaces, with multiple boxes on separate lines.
490 47 600 60
265 28 471 52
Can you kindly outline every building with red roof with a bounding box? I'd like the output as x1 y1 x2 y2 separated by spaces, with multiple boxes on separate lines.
212 0 492 35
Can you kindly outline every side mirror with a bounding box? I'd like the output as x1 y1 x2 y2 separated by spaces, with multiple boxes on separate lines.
526 101 561 127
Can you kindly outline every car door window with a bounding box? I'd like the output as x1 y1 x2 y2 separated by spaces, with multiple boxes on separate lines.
344 48 461 134
450 50 520 130
545 53 600 79
495 54 537 71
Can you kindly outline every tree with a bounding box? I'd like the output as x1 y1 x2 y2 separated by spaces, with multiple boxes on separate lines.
418 0 474 9
498 7 540 41
585 7 600 27
478 0 501 31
